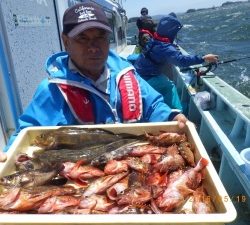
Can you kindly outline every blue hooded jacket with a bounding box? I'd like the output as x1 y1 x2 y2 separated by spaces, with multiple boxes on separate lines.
134 15 205 78
4 50 179 151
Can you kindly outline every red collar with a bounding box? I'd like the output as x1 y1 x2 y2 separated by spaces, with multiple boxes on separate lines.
139 29 154 37
153 32 172 43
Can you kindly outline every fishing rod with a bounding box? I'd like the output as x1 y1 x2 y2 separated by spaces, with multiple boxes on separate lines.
183 55 250 87
217 55 250 65
180 55 250 74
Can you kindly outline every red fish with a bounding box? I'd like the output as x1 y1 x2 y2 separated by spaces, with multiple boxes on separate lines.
153 145 185 173
117 186 151 206
83 172 128 197
79 194 115 212
61 208 91 214
156 157 208 212
130 144 167 157
106 176 129 200
146 172 168 187
38 195 80 213
192 186 216 214
60 160 104 185
141 154 162 164
168 169 184 184
104 160 128 175
109 205 153 214
0 186 76 212
178 142 195 167
146 132 187 146
117 171 151 206
126 157 149 173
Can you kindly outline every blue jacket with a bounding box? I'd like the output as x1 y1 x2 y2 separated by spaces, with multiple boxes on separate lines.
134 39 205 78
135 14 204 78
4 50 179 151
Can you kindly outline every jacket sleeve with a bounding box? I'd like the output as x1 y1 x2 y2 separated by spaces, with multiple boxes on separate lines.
135 73 180 122
136 18 142 29
3 79 76 151
158 44 204 67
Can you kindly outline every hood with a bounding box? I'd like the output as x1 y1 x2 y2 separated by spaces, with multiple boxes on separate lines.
46 52 75 80
156 15 182 41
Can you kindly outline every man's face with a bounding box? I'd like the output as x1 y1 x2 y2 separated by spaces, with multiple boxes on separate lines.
62 28 110 80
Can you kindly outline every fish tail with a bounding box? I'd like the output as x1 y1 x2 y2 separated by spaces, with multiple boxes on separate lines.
195 157 209 171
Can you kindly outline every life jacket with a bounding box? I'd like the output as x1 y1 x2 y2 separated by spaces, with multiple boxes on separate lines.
52 69 142 124
137 16 156 48
139 29 154 37
138 29 155 48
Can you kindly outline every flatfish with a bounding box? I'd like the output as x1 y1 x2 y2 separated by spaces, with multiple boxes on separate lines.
91 141 146 166
33 139 139 165
33 127 140 150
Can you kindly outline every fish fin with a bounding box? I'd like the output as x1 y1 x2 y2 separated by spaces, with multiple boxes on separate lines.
195 157 209 171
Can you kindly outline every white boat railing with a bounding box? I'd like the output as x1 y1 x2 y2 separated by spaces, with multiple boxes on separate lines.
169 63 250 210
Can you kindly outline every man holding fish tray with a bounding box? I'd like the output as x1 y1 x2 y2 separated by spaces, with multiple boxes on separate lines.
2 1 187 153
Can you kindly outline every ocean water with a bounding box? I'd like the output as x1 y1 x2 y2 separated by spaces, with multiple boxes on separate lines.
127 2 250 98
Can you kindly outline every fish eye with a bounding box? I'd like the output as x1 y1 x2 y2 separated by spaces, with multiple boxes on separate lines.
39 133 45 139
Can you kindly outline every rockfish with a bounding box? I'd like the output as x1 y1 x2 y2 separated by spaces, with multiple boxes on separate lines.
0 167 59 187
192 186 216 213
83 172 128 197
146 132 187 146
155 157 208 212
0 185 76 212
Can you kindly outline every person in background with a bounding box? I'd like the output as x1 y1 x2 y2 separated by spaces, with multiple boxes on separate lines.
136 7 157 51
2 1 188 153
134 14 219 110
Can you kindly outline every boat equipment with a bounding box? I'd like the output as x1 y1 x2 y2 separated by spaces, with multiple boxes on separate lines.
181 55 250 74
181 55 250 86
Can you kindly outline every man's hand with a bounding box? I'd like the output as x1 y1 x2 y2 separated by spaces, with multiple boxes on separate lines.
203 54 219 64
0 151 7 162
173 113 188 129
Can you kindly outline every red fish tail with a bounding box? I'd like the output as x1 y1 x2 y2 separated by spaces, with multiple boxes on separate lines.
195 157 209 171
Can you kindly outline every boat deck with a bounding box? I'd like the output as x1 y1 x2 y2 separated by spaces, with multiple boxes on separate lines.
175 69 250 225
204 75 250 120
118 45 136 59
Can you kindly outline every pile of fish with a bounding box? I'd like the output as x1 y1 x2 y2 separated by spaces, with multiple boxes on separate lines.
0 127 215 214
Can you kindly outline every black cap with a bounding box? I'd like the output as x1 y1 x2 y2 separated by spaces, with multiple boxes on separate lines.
141 7 148 15
63 1 112 38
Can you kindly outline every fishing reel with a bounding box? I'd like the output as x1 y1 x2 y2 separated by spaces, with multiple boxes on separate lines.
193 63 217 86
180 63 217 76
197 63 218 75
181 55 250 75
180 63 218 88
180 55 250 88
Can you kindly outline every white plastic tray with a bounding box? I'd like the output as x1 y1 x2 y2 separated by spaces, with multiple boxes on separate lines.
0 121 237 224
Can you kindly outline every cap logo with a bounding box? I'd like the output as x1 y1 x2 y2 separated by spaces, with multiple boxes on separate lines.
75 6 97 23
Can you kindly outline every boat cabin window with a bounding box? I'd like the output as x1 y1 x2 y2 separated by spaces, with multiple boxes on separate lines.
105 11 115 44
117 27 123 45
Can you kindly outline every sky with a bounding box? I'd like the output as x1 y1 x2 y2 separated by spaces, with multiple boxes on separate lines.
121 0 247 18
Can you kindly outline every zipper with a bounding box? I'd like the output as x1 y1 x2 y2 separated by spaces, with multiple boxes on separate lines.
49 78 119 123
